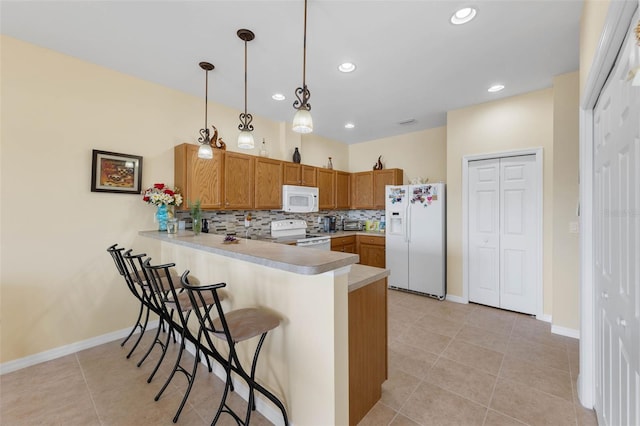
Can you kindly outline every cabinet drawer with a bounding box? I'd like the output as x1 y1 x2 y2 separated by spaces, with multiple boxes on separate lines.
331 235 356 248
357 235 385 246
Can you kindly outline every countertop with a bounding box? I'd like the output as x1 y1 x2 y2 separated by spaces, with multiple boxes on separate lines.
319 230 386 238
348 264 390 292
139 230 359 276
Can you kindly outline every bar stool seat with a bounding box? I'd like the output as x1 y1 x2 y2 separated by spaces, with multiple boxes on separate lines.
210 308 280 343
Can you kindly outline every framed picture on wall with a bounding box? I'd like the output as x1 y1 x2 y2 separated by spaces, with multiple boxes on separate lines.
91 149 143 194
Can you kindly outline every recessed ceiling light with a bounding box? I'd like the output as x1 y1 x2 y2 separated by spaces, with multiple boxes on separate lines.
450 7 477 25
338 62 356 73
272 93 286 101
487 84 505 93
345 123 355 129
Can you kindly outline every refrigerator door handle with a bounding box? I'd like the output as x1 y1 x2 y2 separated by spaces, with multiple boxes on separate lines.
405 203 410 243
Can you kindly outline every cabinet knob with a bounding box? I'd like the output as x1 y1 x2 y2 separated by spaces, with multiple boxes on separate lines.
617 317 627 327
601 291 608 299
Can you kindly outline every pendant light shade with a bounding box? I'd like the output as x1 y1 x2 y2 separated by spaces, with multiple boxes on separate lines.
197 61 215 159
292 108 313 133
237 29 255 149
292 0 312 133
238 130 255 149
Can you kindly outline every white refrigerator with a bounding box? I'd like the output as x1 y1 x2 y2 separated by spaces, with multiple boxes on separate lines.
385 183 446 299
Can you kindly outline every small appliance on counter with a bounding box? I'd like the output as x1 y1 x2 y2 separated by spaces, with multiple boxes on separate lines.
343 220 363 231
322 215 337 233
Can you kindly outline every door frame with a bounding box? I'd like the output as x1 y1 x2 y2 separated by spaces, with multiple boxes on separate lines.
462 148 544 319
578 0 638 410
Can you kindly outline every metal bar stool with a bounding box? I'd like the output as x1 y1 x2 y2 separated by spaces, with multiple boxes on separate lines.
106 244 152 359
181 271 289 426
142 259 215 423
122 250 182 382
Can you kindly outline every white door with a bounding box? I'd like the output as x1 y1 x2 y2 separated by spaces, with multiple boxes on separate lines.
469 159 501 307
593 21 640 426
500 155 537 314
468 155 537 314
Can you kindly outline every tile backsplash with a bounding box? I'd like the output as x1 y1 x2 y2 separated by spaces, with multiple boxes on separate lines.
175 209 385 236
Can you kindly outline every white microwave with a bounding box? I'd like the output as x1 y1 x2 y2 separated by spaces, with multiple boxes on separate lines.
282 185 319 213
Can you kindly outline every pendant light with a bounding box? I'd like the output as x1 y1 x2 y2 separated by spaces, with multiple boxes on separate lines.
197 61 215 159
292 0 313 133
237 29 255 149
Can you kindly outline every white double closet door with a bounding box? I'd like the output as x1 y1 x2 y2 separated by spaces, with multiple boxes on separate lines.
593 16 639 426
468 155 537 315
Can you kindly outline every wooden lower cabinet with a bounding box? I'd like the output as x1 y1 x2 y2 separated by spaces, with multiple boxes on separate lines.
349 278 388 425
331 235 356 253
357 235 386 268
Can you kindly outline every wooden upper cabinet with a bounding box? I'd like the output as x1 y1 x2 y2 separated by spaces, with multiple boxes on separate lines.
336 171 351 209
301 165 317 187
351 169 403 209
373 168 403 209
174 143 223 209
351 171 374 209
283 162 317 187
317 168 336 210
224 152 254 209
254 157 283 210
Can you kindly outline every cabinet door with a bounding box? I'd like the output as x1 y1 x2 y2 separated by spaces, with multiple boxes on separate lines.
336 171 350 209
283 162 301 185
174 143 223 209
357 235 386 267
224 152 254 209
255 157 283 209
351 172 374 209
317 168 336 209
301 165 317 187
374 169 403 209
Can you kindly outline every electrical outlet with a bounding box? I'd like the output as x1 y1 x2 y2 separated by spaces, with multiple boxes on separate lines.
569 222 579 234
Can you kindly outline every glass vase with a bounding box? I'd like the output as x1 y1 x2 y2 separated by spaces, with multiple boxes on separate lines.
192 215 202 235
156 204 168 231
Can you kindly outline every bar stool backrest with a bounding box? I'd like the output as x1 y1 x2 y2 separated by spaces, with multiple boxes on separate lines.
142 259 190 334
180 272 232 357
107 244 144 302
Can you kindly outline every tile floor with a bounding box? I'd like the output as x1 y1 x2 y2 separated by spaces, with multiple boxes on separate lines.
0 289 598 425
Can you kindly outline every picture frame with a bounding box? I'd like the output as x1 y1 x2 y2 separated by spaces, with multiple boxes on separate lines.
91 149 143 194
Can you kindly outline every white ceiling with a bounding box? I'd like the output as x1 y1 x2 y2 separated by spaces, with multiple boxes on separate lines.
1 0 582 144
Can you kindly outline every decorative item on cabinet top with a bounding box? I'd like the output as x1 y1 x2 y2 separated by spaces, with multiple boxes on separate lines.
373 155 383 170
293 147 301 163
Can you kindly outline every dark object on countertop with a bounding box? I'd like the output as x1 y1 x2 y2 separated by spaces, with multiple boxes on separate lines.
202 218 209 233
373 155 383 170
293 147 301 163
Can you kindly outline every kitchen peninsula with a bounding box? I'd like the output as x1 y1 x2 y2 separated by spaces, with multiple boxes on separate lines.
138 230 388 426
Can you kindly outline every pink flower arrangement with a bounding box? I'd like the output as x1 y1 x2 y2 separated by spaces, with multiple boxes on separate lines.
142 183 183 206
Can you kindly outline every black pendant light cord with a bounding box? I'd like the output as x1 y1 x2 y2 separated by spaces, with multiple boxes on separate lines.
198 62 214 144
238 29 254 132
293 0 311 111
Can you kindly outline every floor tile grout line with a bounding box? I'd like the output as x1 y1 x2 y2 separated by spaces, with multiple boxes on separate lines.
74 352 105 426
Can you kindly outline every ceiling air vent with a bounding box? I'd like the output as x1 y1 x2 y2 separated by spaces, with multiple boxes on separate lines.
397 118 416 125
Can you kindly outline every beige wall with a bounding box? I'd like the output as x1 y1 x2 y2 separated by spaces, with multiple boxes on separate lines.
552 72 580 330
579 0 612 94
348 126 447 182
446 89 555 316
0 36 346 363
300 133 350 171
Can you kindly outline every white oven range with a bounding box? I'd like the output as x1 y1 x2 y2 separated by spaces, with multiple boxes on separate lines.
270 219 331 251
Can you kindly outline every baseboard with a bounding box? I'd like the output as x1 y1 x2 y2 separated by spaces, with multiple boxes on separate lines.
0 320 159 375
537 313 552 323
551 324 580 339
445 294 468 304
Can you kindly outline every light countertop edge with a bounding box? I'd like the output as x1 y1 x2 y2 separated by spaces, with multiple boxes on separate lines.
348 264 390 292
139 230 359 276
